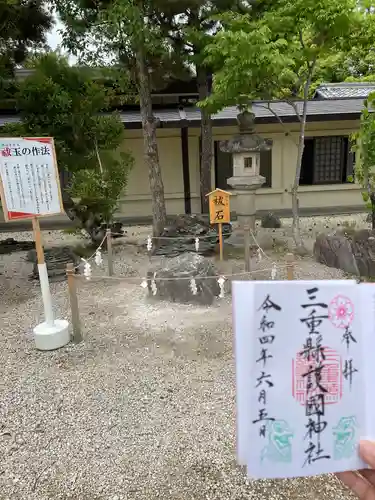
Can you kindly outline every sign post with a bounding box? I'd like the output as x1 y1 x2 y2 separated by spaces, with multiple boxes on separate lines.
207 188 231 261
0 137 70 350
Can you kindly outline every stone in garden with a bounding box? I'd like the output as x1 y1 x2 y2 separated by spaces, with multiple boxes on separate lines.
225 229 275 252
261 212 282 229
27 246 80 281
153 214 232 257
314 229 375 277
0 238 35 254
147 252 221 305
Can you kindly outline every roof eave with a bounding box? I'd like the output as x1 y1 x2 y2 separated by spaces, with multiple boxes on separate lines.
122 111 362 129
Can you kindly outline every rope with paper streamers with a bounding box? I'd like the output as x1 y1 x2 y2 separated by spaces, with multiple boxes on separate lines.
249 229 279 280
250 229 274 263
129 230 277 261
0 232 109 270
77 227 282 283
111 230 233 242
111 230 233 256
78 232 108 278
143 233 231 255
90 226 279 265
4 227 281 282
76 265 288 298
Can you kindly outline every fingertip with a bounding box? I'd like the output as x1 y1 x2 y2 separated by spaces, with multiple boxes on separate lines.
360 440 375 466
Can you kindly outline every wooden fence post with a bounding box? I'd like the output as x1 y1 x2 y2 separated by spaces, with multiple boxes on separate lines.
106 228 114 276
244 225 251 273
66 263 82 343
286 253 295 280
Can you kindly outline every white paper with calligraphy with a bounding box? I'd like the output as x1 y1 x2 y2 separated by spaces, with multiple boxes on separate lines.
233 280 372 479
0 137 63 221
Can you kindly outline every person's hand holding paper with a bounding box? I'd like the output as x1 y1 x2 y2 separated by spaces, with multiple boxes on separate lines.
233 280 375 480
337 441 375 500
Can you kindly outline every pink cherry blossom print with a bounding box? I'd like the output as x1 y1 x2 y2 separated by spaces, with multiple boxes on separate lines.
328 295 354 329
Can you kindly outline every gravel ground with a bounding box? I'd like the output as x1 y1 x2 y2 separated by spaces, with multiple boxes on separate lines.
0 218 358 500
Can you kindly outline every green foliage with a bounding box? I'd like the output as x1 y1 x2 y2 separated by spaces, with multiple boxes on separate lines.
53 0 188 85
312 2 375 83
70 149 132 222
200 0 364 113
0 0 52 69
2 53 133 224
155 0 255 66
198 0 370 246
352 94 375 210
202 14 296 112
0 0 52 105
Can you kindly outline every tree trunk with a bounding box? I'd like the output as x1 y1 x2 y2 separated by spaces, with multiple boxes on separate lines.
60 172 116 246
291 71 314 250
60 189 106 244
371 192 375 230
137 48 167 236
197 66 212 214
291 121 305 249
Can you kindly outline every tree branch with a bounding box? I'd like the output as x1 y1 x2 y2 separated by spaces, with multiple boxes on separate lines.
284 98 302 123
299 30 305 50
95 140 103 174
252 102 299 147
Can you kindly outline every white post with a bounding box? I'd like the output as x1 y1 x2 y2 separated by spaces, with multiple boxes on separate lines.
37 263 54 326
32 217 70 351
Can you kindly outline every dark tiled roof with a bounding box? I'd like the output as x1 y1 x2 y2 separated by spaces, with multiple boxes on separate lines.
314 83 375 99
0 98 366 129
0 115 23 126
115 99 365 126
186 99 366 123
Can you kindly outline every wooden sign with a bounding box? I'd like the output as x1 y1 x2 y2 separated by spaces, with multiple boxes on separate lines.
207 188 231 225
0 137 69 350
206 188 232 260
0 137 63 221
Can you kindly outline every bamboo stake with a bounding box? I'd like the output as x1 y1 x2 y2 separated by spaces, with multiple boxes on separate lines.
66 263 82 343
218 223 224 261
286 253 295 280
106 228 114 276
244 225 251 273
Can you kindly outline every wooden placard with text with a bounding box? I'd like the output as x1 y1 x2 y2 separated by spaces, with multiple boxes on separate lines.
207 188 231 225
206 188 232 260
0 137 63 221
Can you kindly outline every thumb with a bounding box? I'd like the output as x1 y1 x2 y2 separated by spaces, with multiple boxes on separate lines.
360 440 375 468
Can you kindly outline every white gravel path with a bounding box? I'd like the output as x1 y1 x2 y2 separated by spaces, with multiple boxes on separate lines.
0 220 358 500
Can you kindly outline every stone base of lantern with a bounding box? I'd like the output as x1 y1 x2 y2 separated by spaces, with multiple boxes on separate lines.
227 174 266 272
228 175 265 231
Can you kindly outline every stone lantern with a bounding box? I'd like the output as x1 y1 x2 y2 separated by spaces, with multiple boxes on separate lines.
219 110 273 270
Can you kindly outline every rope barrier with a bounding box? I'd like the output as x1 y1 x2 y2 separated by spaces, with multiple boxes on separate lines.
110 231 233 240
73 263 290 298
75 233 107 272
2 228 294 289
75 265 287 283
250 229 273 262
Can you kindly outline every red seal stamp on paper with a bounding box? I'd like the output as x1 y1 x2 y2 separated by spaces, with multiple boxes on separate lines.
328 295 354 329
292 347 342 405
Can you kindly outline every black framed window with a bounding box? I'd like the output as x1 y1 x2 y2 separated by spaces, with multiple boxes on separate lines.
300 136 354 186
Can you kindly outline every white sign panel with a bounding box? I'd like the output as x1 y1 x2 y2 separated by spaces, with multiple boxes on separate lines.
233 280 375 480
0 137 63 221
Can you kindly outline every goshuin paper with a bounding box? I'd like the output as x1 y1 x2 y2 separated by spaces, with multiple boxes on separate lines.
233 280 375 479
